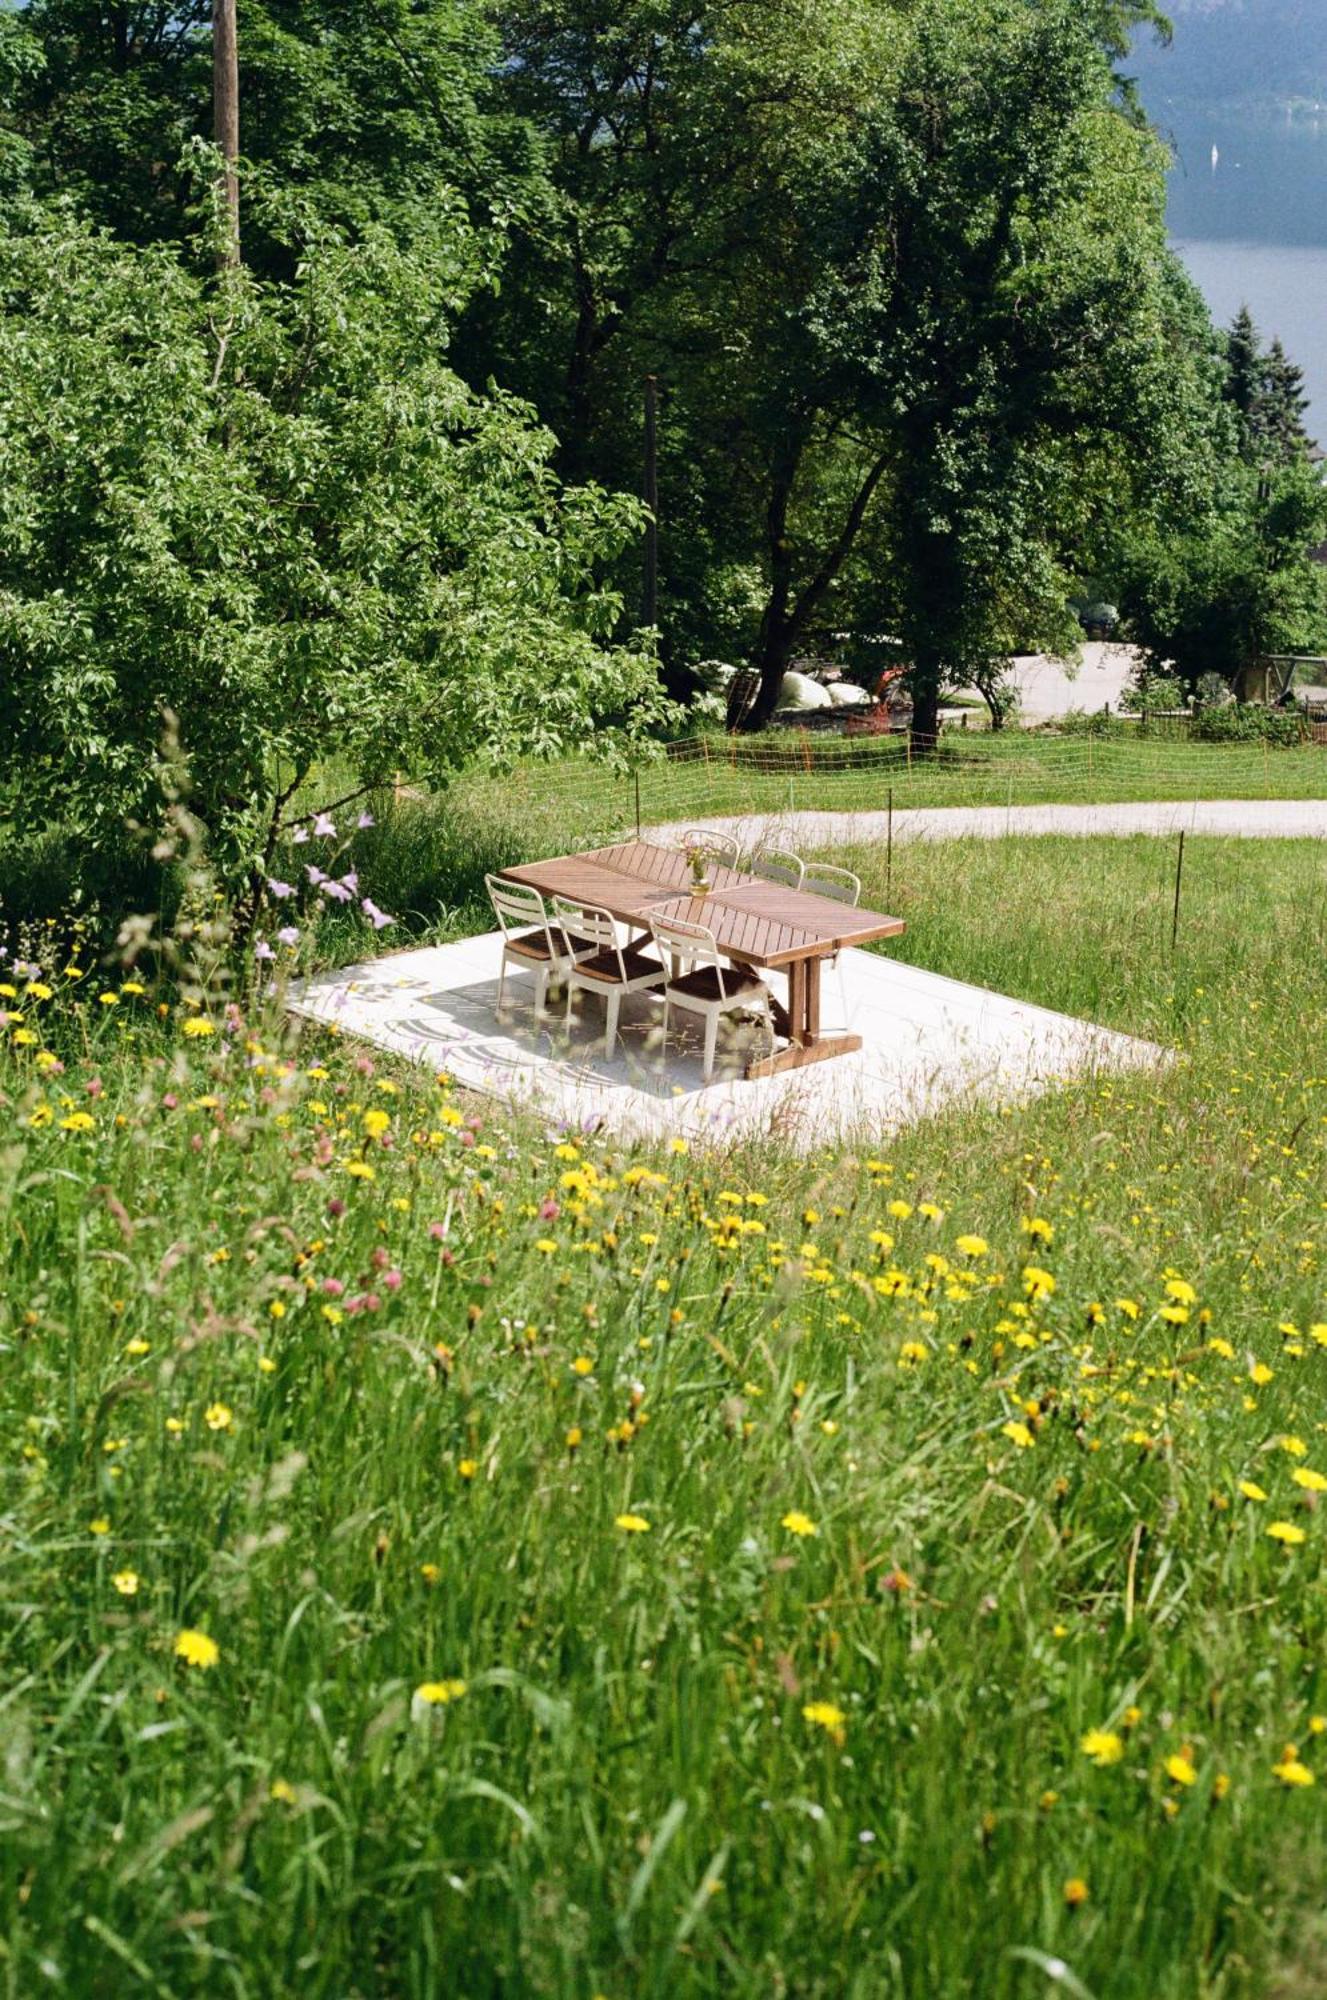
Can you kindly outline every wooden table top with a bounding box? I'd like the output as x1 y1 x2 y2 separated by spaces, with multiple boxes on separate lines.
501 841 904 971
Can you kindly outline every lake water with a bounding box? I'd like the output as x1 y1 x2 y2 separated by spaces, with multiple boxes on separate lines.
1157 103 1327 438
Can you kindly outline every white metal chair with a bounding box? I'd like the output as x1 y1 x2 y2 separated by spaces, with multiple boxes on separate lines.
800 862 862 1018
650 912 774 1082
485 876 594 1020
680 827 741 869
749 846 805 890
553 898 666 1061
802 862 861 907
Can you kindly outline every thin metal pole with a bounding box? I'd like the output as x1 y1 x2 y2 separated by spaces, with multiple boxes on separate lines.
643 375 659 633
1171 829 1185 953
887 784 893 901
634 769 641 840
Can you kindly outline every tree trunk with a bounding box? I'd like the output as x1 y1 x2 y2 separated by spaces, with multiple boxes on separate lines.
745 445 891 731
746 454 800 729
908 647 943 751
213 0 240 267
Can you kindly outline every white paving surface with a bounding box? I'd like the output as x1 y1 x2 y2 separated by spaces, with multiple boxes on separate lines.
289 933 1167 1152
659 797 1327 853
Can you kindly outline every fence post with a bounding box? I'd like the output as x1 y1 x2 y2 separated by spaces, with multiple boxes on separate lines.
1171 829 1185 954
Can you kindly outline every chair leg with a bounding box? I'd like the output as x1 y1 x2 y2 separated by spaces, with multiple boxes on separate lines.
565 978 576 1032
604 989 621 1061
703 1007 720 1083
532 964 548 1018
660 996 669 1059
496 950 508 1020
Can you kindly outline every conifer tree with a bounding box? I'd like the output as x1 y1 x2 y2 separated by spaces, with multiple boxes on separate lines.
1225 305 1262 424
1262 337 1313 458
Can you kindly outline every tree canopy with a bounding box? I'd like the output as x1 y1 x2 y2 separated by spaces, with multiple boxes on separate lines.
0 0 1322 815
0 190 663 889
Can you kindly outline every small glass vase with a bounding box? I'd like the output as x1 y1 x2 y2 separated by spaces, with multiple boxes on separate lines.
690 875 711 896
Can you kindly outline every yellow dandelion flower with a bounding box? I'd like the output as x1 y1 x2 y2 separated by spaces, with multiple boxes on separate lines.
781 1510 819 1538
111 1570 140 1596
181 1017 215 1038
1063 1878 1089 1908
1239 1480 1268 1502
1164 1750 1197 1788
1080 1728 1124 1767
89 1517 110 1536
174 1628 220 1669
1267 1521 1307 1546
415 1678 467 1705
1272 1753 1315 1787
1001 1420 1035 1449
203 1402 234 1433
802 1700 846 1734
1294 1468 1327 1492
614 1513 651 1534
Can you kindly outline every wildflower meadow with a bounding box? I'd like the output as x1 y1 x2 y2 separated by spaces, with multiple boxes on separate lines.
3 830 1327 1997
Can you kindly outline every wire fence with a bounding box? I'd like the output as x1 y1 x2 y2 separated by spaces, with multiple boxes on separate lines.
450 730 1327 852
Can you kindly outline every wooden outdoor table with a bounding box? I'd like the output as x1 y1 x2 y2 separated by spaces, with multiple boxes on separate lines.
499 840 905 1078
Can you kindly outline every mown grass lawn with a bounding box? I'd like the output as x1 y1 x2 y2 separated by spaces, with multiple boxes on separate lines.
444 733 1327 856
3 835 1327 1997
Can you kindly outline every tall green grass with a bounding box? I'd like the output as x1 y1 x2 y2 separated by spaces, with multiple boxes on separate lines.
2 836 1327 1996
445 732 1327 849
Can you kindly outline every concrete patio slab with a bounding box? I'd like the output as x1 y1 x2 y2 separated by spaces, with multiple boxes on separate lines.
289 934 1168 1151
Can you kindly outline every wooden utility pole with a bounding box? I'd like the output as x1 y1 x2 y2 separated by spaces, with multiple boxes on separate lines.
643 375 659 632
213 0 240 265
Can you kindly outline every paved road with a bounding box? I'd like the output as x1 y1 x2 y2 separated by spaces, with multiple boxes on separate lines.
659 798 1327 850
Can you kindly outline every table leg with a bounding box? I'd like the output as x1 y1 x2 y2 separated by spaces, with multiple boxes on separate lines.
745 953 861 1078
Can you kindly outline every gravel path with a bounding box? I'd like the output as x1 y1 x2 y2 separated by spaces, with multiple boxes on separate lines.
657 798 1327 850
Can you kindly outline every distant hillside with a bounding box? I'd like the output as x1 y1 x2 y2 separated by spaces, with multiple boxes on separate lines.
1129 2 1327 109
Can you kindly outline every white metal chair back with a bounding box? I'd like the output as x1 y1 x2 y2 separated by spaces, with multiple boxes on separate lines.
552 897 621 976
802 862 861 906
650 913 741 1000
486 875 560 953
680 827 740 868
749 846 804 890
